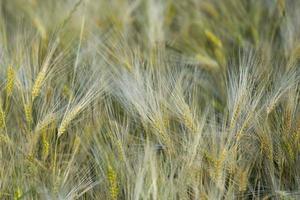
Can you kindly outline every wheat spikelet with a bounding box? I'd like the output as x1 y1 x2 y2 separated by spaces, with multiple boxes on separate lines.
227 146 238 175
250 25 259 45
296 133 300 153
152 117 165 136
260 135 273 161
214 149 227 184
195 53 219 70
152 119 168 145
183 112 196 133
296 116 300 135
26 153 35 164
151 117 174 152
62 85 73 99
285 142 294 161
284 107 292 133
200 191 208 200
57 105 82 137
0 134 10 144
228 160 236 176
52 177 60 197
204 151 215 165
230 102 241 129
266 103 276 115
123 60 132 71
58 77 103 138
116 139 125 161
291 45 300 60
5 65 15 97
277 0 286 16
200 2 219 19
24 103 33 128
32 38 60 102
204 29 223 48
35 113 56 133
237 169 248 192
162 113 169 129
32 70 46 101
295 117 300 150
291 130 298 149
73 135 81 152
32 17 47 40
13 187 22 200
0 98 5 129
181 104 197 133
214 48 226 67
107 164 118 200
41 128 49 161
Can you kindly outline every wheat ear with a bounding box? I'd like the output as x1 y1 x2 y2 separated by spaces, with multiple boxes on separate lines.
5 65 15 97
57 105 82 137
32 69 46 101
107 164 119 200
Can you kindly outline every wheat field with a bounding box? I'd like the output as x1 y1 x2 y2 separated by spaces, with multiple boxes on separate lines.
0 0 299 199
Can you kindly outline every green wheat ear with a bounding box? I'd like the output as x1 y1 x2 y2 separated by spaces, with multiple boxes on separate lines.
41 128 49 161
277 0 286 16
204 29 223 49
24 103 33 128
0 98 6 129
5 65 15 98
107 164 119 200
13 187 22 200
